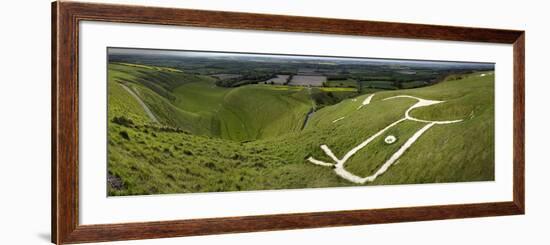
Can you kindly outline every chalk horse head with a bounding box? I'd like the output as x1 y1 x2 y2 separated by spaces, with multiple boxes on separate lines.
307 94 463 184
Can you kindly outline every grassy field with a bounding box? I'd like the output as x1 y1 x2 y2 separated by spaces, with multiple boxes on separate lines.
107 62 494 196
326 79 359 88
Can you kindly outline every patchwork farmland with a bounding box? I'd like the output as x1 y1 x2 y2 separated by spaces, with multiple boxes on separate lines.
261 75 290 85
288 75 327 86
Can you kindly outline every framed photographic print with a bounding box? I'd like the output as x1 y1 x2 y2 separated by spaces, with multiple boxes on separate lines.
52 1 525 244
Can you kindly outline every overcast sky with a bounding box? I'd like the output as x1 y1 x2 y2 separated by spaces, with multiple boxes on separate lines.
108 47 494 67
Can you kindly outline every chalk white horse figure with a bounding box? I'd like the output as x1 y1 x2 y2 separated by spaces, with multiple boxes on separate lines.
307 94 463 184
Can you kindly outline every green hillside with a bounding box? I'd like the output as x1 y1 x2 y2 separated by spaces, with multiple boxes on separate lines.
107 62 494 196
172 81 313 141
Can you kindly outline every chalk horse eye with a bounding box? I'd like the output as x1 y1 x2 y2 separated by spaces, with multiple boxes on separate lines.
384 135 397 144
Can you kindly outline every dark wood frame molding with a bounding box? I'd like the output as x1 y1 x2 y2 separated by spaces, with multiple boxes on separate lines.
52 1 525 244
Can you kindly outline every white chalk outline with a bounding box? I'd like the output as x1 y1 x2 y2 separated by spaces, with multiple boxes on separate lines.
332 117 345 123
307 94 463 184
357 93 375 110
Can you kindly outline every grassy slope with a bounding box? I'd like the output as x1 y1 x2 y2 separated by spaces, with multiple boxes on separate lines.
220 85 312 140
110 63 314 140
108 79 151 125
108 63 338 194
304 71 495 183
109 63 212 135
172 82 313 141
108 63 495 196
249 71 494 187
373 72 495 184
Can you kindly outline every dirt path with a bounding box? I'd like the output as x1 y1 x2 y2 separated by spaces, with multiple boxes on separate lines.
301 108 315 130
307 94 463 184
301 87 317 130
119 83 159 123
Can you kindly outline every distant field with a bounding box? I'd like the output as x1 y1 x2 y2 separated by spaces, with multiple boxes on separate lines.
261 75 290 85
107 60 495 196
360 80 399 90
327 79 359 88
211 74 242 80
401 80 429 89
318 87 357 92
116 62 183 73
289 75 327 86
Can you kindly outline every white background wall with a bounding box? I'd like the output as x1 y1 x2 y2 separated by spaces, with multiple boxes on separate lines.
1 0 548 244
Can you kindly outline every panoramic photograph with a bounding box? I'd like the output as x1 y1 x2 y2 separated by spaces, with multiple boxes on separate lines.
106 47 495 196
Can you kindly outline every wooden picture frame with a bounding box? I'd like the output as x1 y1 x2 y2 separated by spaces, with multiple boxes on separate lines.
52 1 525 244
